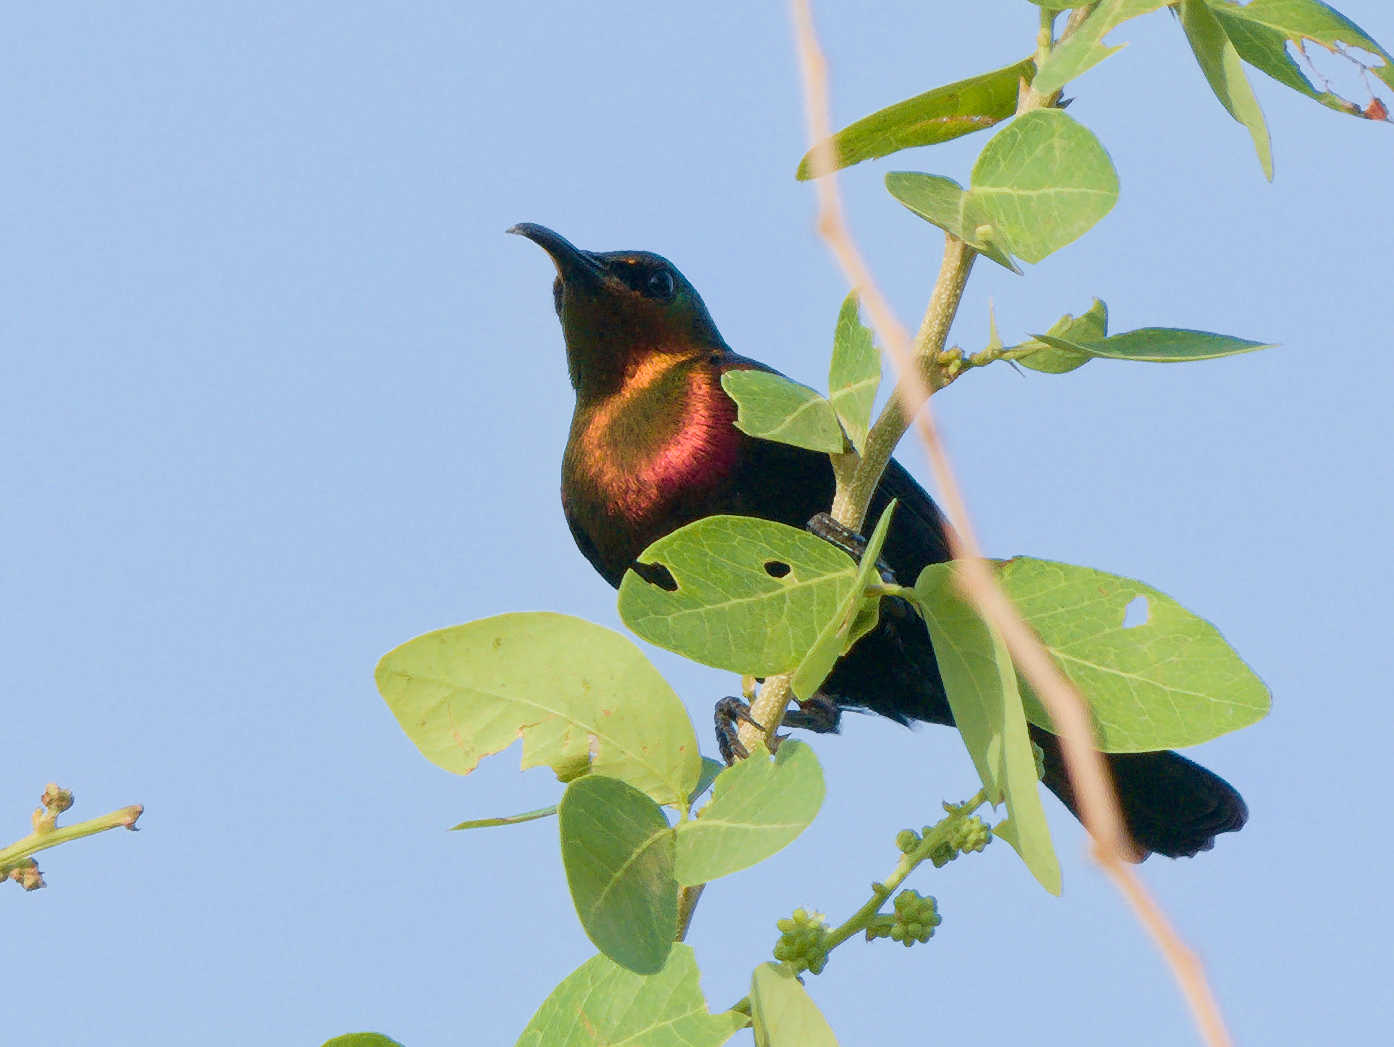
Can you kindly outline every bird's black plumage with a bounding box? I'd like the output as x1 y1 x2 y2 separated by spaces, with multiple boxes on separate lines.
513 223 1247 859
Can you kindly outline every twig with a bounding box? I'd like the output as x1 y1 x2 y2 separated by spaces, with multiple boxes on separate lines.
788 3 1233 1045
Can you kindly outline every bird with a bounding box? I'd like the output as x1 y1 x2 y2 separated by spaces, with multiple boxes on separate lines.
510 221 1247 859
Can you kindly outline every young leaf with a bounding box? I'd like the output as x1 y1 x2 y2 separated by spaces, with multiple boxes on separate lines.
795 57 1036 178
827 293 880 452
911 564 1061 895
1032 0 1173 95
1180 0 1274 179
1010 298 1108 374
675 741 825 885
790 501 897 699
970 110 1119 264
558 775 678 975
883 172 1022 274
618 516 859 677
998 558 1272 751
515 945 746 1047
1031 326 1273 362
1208 0 1394 118
450 805 557 831
750 963 839 1047
321 1036 405 1047
375 613 701 809
722 371 847 455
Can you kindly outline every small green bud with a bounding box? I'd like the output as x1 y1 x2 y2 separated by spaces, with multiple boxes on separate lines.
895 829 919 853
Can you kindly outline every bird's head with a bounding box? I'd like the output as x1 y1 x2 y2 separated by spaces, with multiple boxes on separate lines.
509 223 725 397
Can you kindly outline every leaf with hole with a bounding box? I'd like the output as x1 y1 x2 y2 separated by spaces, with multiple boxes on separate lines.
911 564 1060 894
722 371 846 455
1031 326 1273 362
969 109 1119 264
827 293 880 452
795 57 1036 178
559 775 677 975
675 741 824 885
1009 298 1108 374
375 613 701 809
998 558 1272 751
750 964 839 1047
884 172 1021 273
1208 0 1394 118
618 516 859 677
515 945 746 1047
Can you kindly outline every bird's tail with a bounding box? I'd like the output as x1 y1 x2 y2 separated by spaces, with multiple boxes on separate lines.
1032 727 1248 859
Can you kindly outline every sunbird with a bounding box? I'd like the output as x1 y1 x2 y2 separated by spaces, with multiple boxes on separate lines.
512 222 1247 859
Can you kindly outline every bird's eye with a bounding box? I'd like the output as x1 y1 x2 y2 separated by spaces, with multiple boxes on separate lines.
645 268 676 301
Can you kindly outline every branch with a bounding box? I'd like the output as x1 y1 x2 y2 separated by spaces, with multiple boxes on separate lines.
788 3 1233 1045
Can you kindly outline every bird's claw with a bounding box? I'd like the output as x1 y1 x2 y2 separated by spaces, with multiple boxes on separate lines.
806 513 897 583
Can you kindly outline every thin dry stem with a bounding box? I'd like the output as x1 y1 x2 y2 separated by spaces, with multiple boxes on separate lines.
789 3 1232 1045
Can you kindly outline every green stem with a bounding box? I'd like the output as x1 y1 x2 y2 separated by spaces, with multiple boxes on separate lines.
0 804 143 877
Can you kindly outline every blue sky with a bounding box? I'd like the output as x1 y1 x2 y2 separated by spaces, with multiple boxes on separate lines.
5 4 1392 1044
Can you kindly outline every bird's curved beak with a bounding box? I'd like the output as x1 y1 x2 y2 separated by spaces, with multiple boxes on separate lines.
507 223 605 289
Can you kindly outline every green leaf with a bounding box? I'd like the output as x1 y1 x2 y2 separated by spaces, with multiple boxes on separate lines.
618 516 859 677
559 775 677 975
675 741 825 885
970 109 1119 264
998 558 1272 751
795 57 1036 178
884 172 1022 273
721 371 846 454
1209 0 1394 118
689 757 725 807
450 805 557 831
1033 0 1172 95
912 564 1061 894
826 293 880 452
750 964 839 1047
515 945 746 1047
1031 326 1273 362
790 502 897 699
321 1036 405 1047
1010 298 1108 374
375 613 702 809
1180 0 1274 179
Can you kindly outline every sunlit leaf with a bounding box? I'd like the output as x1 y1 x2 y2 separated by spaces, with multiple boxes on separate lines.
1031 326 1273 362
791 502 896 699
796 57 1035 178
675 742 824 885
1010 298 1108 374
376 613 702 809
1033 0 1172 95
884 172 1022 273
559 775 677 975
619 517 858 677
750 964 839 1047
722 371 846 455
515 945 746 1047
911 565 1061 894
998 558 1272 751
970 110 1119 263
827 293 880 452
1180 0 1274 179
450 805 557 831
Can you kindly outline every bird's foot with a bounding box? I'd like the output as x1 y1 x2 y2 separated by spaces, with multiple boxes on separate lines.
713 693 842 764
806 513 897 583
